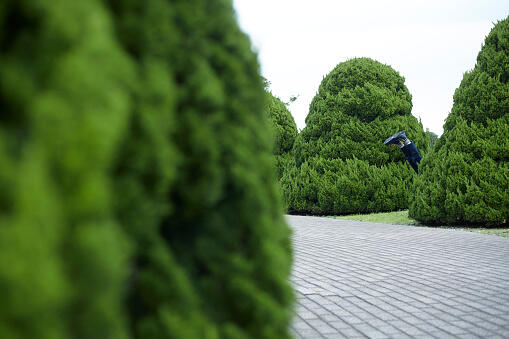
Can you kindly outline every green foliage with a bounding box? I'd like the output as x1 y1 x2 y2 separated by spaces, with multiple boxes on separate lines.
309 57 412 123
0 0 294 338
283 58 427 214
265 92 298 156
111 1 294 337
0 1 134 338
282 157 414 215
265 91 298 179
410 17 509 226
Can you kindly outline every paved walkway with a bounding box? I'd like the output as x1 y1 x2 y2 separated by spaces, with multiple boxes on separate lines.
288 215 509 339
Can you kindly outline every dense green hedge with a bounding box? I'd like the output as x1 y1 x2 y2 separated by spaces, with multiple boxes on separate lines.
0 1 293 338
282 58 428 215
409 17 509 226
265 91 298 179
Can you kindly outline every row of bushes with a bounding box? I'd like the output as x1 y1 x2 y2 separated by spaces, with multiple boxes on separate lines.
281 158 414 215
0 1 293 338
267 18 508 225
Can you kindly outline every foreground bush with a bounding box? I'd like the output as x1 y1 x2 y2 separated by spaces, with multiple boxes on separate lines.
282 58 427 215
265 91 298 179
0 1 133 338
410 17 509 226
0 0 294 338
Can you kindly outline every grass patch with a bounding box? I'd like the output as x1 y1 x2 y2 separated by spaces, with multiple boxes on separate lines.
334 210 419 225
333 210 509 238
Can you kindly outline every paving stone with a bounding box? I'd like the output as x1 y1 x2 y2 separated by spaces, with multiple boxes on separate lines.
488 317 509 326
293 320 313 330
389 333 415 339
399 325 428 336
426 330 460 338
323 334 348 339
451 320 478 329
337 327 366 338
288 215 509 339
441 325 469 335
328 320 352 330
338 315 364 324
415 322 441 333
295 328 325 338
399 316 423 325
378 325 405 335
353 324 388 338
321 313 342 322
454 334 480 339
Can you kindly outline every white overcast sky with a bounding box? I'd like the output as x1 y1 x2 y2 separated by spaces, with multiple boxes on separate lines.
232 0 507 135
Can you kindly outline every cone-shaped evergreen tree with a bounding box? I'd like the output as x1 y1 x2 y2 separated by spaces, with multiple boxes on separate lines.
265 91 298 179
410 17 509 226
110 0 293 337
282 58 428 214
0 0 294 338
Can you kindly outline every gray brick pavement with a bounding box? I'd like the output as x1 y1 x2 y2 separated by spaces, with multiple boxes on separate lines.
288 215 509 339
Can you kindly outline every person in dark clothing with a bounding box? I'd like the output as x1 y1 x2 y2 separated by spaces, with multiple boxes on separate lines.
384 131 422 174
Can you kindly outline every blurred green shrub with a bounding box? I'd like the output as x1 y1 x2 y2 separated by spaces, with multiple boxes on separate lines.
0 1 134 338
265 91 298 179
0 0 294 338
282 58 428 215
410 17 509 226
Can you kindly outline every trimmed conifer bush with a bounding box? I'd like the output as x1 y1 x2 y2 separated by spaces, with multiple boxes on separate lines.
265 91 298 179
111 1 293 337
0 0 294 338
409 17 509 226
281 58 428 214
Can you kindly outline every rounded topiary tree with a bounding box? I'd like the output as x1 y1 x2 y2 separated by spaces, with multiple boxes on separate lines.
265 91 298 179
409 17 509 226
281 57 428 215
